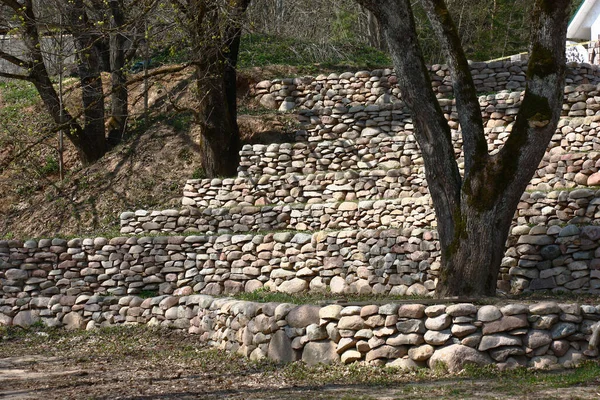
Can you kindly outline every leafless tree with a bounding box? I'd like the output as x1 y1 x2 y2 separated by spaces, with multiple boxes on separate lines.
357 0 571 297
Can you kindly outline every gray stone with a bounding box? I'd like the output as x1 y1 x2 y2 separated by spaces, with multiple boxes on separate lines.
524 330 553 349
268 330 298 363
517 235 554 246
530 302 561 315
319 305 343 320
424 330 452 346
387 333 424 346
366 345 407 362
387 357 424 370
559 225 580 237
278 278 308 294
291 233 312 245
341 350 362 364
13 310 40 328
338 315 366 330
551 322 578 339
408 344 435 361
396 319 425 334
451 324 478 338
63 312 85 330
482 315 528 335
287 305 320 328
428 344 492 373
379 303 400 315
398 304 426 318
479 334 522 351
424 305 446 317
541 245 562 260
446 304 477 317
477 305 502 322
302 341 339 366
336 337 357 354
306 324 328 341
501 304 529 316
489 346 525 362
5 269 28 280
425 314 451 331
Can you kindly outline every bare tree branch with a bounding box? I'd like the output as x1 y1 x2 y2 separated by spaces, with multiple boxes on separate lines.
421 0 487 177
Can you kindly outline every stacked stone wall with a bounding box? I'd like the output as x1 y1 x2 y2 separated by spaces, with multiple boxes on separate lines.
123 188 600 236
241 86 600 179
3 63 600 371
4 216 600 298
179 150 600 211
252 62 600 112
1 294 599 371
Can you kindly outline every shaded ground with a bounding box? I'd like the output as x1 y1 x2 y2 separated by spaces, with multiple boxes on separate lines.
0 67 296 238
1 326 599 400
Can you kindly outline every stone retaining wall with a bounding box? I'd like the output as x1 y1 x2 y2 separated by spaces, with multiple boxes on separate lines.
181 169 426 209
2 294 599 371
4 220 600 299
124 188 600 236
182 150 600 211
240 86 600 178
252 63 600 112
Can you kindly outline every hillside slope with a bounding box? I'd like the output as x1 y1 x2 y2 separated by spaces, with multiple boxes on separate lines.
0 66 297 238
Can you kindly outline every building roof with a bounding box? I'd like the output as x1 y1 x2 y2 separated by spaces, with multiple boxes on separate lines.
568 0 600 41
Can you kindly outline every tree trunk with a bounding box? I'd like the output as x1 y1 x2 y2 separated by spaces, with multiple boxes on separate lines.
68 0 107 164
0 0 108 165
356 0 571 297
436 201 514 297
196 72 240 177
190 0 249 178
108 0 128 145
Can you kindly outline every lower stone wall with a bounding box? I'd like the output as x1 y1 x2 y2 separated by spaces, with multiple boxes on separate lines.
1 295 599 371
3 223 600 299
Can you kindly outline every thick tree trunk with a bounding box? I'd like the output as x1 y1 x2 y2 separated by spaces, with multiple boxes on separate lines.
196 72 240 177
436 203 514 297
108 0 128 145
356 0 571 297
190 0 249 178
68 0 107 164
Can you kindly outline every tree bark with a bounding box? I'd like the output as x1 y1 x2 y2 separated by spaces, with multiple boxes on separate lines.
108 0 128 145
357 0 571 297
67 0 107 164
187 0 250 178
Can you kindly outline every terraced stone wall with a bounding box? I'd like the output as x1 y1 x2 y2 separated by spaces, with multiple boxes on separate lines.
1 294 599 371
251 62 600 112
123 188 600 236
178 150 600 211
240 86 600 179
4 218 600 299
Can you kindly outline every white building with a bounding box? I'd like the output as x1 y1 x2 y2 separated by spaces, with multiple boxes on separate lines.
568 0 600 42
567 0 600 64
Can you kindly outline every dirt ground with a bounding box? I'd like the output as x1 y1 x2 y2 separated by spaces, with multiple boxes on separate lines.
1 326 599 400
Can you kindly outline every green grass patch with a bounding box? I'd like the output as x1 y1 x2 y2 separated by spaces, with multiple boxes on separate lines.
238 34 391 73
0 80 40 121
461 361 600 388
233 288 431 305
